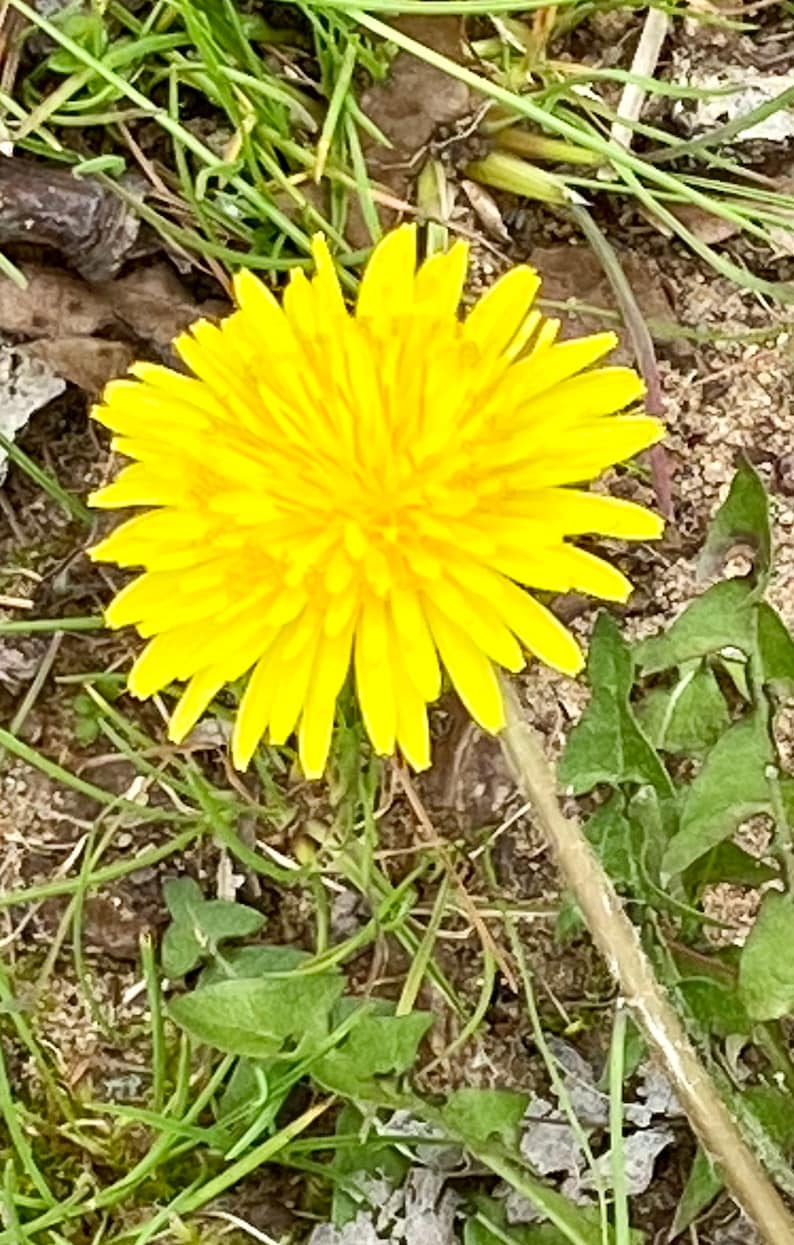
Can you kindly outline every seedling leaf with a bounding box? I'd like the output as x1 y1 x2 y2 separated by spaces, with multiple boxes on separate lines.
169 970 343 1058
662 711 773 877
739 892 794 1020
312 1009 433 1099
559 613 672 798
441 1088 530 1148
696 456 770 587
637 665 730 755
671 1148 722 1238
161 878 266 977
201 944 309 984
635 579 755 675
757 602 794 697
677 977 751 1038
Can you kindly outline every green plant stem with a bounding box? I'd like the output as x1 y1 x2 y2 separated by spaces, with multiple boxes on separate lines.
141 934 166 1113
0 616 101 635
504 917 609 1240
609 1007 631 1245
498 679 794 1245
0 825 202 911
0 433 92 525
9 632 62 736
0 1045 56 1207
397 873 450 1016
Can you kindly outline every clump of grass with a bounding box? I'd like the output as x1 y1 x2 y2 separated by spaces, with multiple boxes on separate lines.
5 0 794 307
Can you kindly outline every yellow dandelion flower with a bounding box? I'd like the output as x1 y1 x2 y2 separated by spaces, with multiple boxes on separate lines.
89 225 664 779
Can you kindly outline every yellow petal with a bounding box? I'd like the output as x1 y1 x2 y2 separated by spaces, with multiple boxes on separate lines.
423 600 505 733
509 416 665 488
168 668 225 742
126 364 225 419
517 368 646 433
503 309 542 362
129 632 188 698
89 464 182 509
496 581 584 675
499 332 618 405
527 317 560 355
283 269 317 338
464 266 540 360
554 545 633 601
90 509 213 564
413 241 469 318
232 269 294 353
389 586 441 702
268 616 323 745
516 488 664 539
355 597 396 755
232 638 284 770
427 576 525 672
298 618 356 778
310 234 347 317
105 572 172 629
92 380 213 438
394 660 431 771
356 224 417 324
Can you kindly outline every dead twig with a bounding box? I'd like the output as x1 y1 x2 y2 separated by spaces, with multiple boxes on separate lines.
499 679 794 1245
608 8 670 155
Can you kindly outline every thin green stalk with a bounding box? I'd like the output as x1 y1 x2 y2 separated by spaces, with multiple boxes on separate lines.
310 874 330 955
0 434 92 525
609 1007 631 1245
646 83 794 164
465 1148 600 1245
397 873 450 1016
72 826 117 1036
121 1098 334 1245
0 254 27 289
422 947 496 1071
9 633 62 737
305 0 581 9
315 36 357 181
0 616 101 635
504 918 610 1243
0 966 75 1122
344 112 381 244
86 1055 236 1212
0 727 182 817
1 1161 24 1245
141 935 166 1112
0 1046 56 1208
0 824 202 911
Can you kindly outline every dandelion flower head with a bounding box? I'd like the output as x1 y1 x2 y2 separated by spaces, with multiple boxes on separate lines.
89 225 664 777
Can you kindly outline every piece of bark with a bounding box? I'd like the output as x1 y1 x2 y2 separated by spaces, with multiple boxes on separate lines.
0 262 229 391
0 157 141 281
24 338 136 395
104 264 227 351
0 265 114 336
